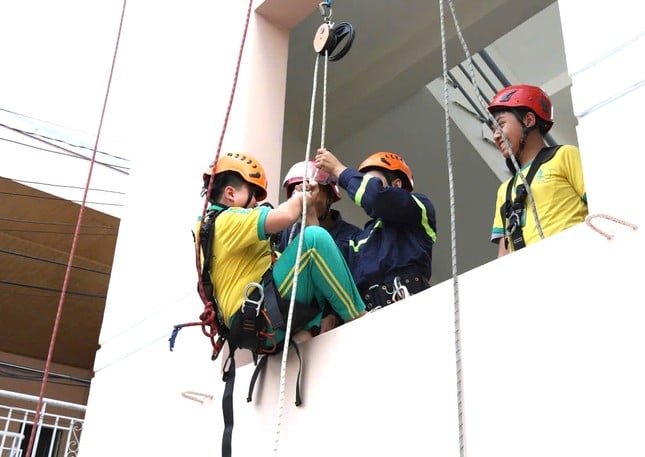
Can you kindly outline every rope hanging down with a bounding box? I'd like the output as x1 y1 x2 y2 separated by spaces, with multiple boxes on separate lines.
273 4 354 455
23 1 128 457
438 1 466 457
191 0 254 361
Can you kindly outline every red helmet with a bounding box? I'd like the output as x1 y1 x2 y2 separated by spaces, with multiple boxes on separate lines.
487 84 554 133
282 160 341 202
203 152 268 201
358 152 414 191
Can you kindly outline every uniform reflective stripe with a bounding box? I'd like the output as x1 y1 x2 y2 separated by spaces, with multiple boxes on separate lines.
354 175 372 206
349 220 383 252
412 195 436 242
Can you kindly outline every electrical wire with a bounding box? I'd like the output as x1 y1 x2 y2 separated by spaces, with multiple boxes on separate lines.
0 362 91 387
0 125 129 175
0 279 107 299
0 106 130 163
6 178 125 195
0 135 130 172
0 190 124 207
0 248 111 275
0 216 115 229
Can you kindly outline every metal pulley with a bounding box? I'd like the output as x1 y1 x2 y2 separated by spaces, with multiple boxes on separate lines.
312 2 354 61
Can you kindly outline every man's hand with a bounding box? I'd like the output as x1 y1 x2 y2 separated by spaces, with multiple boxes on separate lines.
315 148 347 180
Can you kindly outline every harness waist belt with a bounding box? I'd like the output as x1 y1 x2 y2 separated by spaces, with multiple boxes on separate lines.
359 274 430 311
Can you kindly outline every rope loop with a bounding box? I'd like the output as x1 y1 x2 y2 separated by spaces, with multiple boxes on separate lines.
585 213 638 240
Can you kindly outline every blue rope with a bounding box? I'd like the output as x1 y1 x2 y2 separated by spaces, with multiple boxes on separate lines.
168 324 184 351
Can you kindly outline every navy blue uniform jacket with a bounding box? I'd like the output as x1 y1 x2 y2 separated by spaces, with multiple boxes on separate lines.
338 168 437 291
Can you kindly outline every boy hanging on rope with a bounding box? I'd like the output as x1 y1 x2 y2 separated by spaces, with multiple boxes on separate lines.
200 152 365 349
488 84 588 257
315 148 437 311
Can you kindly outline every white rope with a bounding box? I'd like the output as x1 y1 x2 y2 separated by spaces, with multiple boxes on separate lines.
444 0 544 240
321 50 329 149
272 54 321 456
439 2 466 457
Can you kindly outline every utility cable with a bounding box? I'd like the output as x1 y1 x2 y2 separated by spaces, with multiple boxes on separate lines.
24 1 127 456
0 135 130 172
0 190 123 207
0 248 111 275
0 216 115 229
5 177 125 195
0 124 129 175
0 106 130 162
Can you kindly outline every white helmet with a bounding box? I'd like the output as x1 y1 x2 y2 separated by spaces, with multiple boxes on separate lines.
282 160 341 202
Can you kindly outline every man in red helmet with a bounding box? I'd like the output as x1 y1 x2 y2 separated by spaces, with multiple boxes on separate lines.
487 84 588 256
315 148 437 311
198 152 365 349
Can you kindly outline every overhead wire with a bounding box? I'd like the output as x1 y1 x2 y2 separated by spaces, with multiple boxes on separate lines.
0 135 130 172
0 190 124 207
0 123 129 175
0 216 116 229
0 362 91 387
6 177 126 195
0 248 111 275
23 1 128 456
0 279 107 299
0 106 130 163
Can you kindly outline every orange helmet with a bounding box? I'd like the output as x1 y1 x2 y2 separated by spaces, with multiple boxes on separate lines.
358 152 414 191
487 84 554 133
282 160 341 202
203 152 268 201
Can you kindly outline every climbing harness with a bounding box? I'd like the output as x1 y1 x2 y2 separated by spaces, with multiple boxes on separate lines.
500 145 560 251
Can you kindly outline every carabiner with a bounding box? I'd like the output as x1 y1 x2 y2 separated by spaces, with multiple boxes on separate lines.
318 2 333 22
392 276 410 302
241 282 264 316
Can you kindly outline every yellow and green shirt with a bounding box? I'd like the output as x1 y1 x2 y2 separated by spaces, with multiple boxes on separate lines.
491 144 588 250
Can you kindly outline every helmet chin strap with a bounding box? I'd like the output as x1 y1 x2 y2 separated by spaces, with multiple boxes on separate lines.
243 186 254 208
509 109 539 171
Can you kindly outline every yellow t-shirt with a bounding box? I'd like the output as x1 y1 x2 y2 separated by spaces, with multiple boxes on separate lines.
491 144 588 250
203 205 272 325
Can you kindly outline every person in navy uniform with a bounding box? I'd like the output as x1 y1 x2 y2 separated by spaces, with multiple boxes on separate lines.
315 148 437 310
